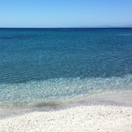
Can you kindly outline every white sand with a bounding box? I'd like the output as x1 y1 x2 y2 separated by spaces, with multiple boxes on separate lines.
0 91 132 132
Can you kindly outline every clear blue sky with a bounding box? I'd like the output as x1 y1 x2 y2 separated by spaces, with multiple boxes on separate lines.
0 0 132 27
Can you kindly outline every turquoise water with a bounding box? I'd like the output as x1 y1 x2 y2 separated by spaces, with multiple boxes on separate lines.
0 28 132 109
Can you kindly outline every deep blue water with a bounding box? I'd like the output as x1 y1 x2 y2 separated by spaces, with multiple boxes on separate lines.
0 28 132 109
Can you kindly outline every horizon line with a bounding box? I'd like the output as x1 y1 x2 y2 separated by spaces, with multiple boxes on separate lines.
0 26 132 29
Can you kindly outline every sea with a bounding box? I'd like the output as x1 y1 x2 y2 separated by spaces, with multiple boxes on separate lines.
0 28 132 112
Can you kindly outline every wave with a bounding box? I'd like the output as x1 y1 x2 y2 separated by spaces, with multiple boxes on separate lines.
0 74 132 110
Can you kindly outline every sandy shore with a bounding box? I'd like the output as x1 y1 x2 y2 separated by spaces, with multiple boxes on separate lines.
0 91 132 132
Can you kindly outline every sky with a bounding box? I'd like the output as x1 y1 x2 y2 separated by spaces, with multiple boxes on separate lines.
0 0 132 28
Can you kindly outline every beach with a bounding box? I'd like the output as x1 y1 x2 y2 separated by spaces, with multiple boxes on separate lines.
0 28 132 132
0 2 132 131
0 91 132 132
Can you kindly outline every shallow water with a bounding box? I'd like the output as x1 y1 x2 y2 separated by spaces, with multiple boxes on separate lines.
0 28 132 110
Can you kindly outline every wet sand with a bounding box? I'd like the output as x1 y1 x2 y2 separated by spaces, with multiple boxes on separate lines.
0 90 132 132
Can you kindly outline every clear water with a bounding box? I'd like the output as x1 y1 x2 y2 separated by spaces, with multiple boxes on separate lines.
0 28 132 109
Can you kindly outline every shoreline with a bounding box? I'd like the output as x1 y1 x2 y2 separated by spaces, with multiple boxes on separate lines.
0 90 132 132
